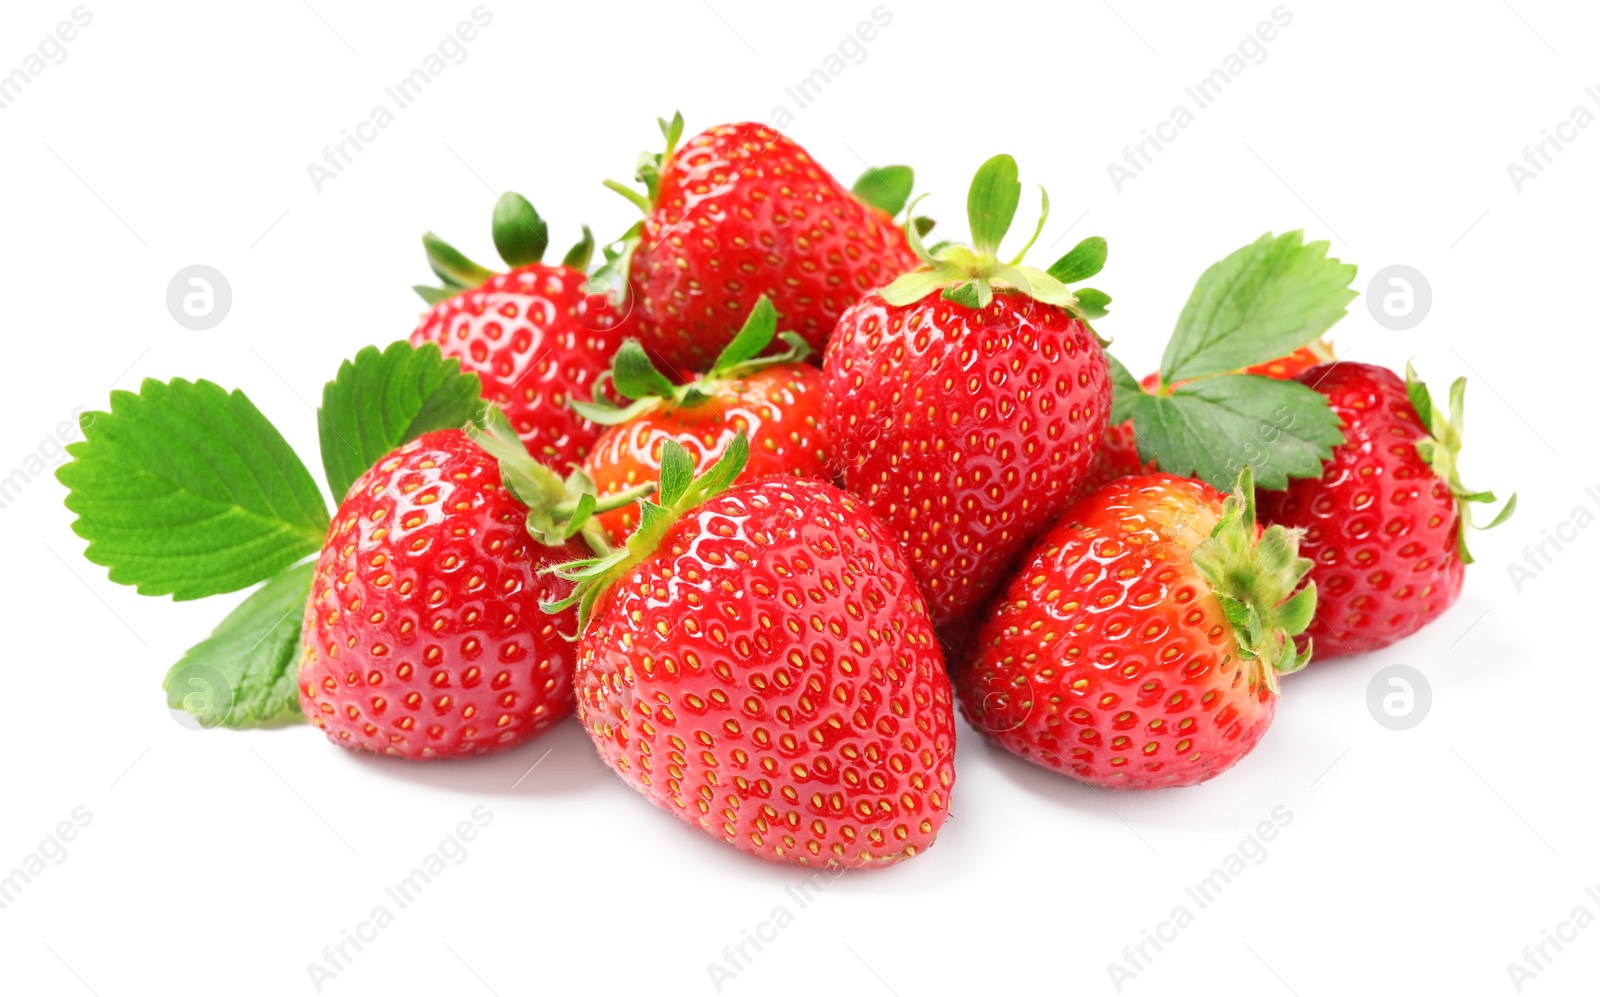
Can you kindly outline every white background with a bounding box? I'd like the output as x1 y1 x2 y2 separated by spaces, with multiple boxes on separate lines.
1 1 1595 994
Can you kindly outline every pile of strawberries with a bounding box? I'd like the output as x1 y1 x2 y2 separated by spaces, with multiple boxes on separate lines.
60 116 1514 870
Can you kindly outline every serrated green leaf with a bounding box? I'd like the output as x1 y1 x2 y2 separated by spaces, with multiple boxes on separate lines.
318 341 484 503
57 379 329 601
1125 374 1346 490
1047 236 1108 284
492 192 549 268
1106 353 1145 425
967 154 1021 257
852 165 914 217
1161 231 1358 383
164 562 313 729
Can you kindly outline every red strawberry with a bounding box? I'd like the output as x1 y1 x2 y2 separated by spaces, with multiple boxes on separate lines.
552 436 956 867
577 296 830 544
410 194 625 469
298 428 588 758
607 114 920 371
824 154 1113 626
1257 362 1514 657
1080 340 1336 494
958 470 1315 788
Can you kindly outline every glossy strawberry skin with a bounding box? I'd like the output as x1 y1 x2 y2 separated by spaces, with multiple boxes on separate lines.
410 264 625 469
1257 363 1462 657
582 363 831 545
299 430 586 759
576 477 956 868
629 123 919 371
1081 345 1333 495
823 291 1112 627
958 475 1275 789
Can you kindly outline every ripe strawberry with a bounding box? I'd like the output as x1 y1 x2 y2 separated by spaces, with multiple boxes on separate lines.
577 296 830 544
824 154 1113 626
607 114 920 370
410 194 625 468
958 470 1315 788
551 435 956 867
1257 362 1514 657
298 429 586 757
1080 340 1336 494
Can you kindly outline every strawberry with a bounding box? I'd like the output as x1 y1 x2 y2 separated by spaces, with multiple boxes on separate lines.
410 194 625 469
1257 362 1514 657
958 470 1315 788
549 435 956 867
605 114 921 371
823 155 1113 626
1080 340 1336 494
576 295 830 544
298 411 652 759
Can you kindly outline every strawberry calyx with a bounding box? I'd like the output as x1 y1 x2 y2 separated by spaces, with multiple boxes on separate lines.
1405 362 1517 565
413 193 595 304
542 431 750 634
879 153 1111 325
467 405 654 555
571 295 808 426
1188 467 1318 692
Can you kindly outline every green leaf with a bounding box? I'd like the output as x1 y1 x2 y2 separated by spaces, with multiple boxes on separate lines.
852 165 914 217
1122 374 1346 491
610 339 679 401
879 265 964 307
942 279 988 309
562 225 595 271
1106 353 1145 425
57 379 329 601
1073 287 1112 320
1161 231 1358 383
711 296 779 373
422 232 495 289
1047 236 1108 284
413 284 456 306
317 341 485 503
163 562 313 729
656 440 696 508
967 154 1021 257
492 193 549 268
